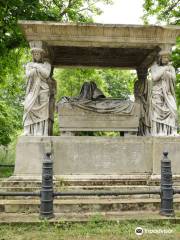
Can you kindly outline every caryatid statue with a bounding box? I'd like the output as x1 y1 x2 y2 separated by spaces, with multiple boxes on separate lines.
150 50 177 136
23 44 56 136
134 68 151 136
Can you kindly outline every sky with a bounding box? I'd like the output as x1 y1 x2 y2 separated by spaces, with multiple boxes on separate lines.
94 0 145 25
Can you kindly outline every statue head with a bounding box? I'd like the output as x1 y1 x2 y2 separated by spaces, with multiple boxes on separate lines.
158 50 171 66
31 48 46 63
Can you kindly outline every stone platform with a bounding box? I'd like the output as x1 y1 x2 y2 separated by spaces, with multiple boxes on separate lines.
1 176 180 217
9 135 180 217
15 136 180 177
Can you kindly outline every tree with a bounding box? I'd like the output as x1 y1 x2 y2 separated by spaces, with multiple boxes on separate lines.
0 0 113 145
0 48 30 145
143 0 180 24
0 0 112 54
55 68 109 101
55 68 135 101
54 67 135 136
143 0 180 106
100 69 135 99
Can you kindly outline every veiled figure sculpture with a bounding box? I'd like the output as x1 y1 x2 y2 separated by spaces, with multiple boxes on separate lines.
60 81 135 115
23 48 51 136
150 51 177 136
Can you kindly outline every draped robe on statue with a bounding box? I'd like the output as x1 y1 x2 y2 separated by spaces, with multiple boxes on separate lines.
150 62 177 136
23 61 51 136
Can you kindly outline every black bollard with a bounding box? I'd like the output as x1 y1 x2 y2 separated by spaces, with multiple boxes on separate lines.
40 152 54 219
160 151 174 217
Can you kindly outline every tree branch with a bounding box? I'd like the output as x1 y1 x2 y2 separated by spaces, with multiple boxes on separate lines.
76 0 99 13
162 0 180 16
52 0 64 10
59 0 74 17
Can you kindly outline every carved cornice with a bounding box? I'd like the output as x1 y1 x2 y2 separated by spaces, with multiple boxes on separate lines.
18 21 180 49
19 21 179 68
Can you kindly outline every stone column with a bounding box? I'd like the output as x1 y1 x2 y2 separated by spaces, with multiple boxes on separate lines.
134 67 151 136
48 67 57 136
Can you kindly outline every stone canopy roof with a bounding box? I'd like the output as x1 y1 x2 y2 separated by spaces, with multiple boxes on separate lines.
18 21 180 69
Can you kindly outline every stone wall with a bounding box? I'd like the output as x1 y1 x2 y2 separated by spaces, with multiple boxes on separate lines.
14 136 180 177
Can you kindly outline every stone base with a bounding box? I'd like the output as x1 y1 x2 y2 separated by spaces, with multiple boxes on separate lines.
14 136 180 177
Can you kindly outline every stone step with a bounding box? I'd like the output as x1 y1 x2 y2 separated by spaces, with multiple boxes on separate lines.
0 185 160 191
0 180 42 188
1 185 180 200
1 184 180 191
1 177 180 187
0 211 180 223
1 198 180 214
0 175 160 187
0 179 175 187
0 185 160 199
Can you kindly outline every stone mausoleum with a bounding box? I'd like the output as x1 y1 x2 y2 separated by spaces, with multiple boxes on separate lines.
14 21 180 181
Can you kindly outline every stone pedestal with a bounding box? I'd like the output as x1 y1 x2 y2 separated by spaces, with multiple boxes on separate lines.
14 136 180 178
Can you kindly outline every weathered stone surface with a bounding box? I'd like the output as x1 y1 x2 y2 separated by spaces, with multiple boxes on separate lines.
58 101 140 132
18 21 180 68
14 136 180 177
152 137 180 175
1 198 180 214
150 53 177 136
23 47 52 136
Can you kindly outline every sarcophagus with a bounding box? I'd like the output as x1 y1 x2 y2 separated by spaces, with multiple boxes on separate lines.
58 98 140 132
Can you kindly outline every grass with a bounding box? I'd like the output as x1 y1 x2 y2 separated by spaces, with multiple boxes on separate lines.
0 143 15 178
0 217 180 240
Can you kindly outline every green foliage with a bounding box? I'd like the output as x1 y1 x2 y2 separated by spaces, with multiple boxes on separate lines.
55 68 135 101
143 0 180 24
0 48 30 145
0 101 16 145
54 67 135 137
55 68 108 100
173 37 180 106
0 0 113 54
100 69 135 99
143 0 180 106
0 137 16 177
0 0 113 146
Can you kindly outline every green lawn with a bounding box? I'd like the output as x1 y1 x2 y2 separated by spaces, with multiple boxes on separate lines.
0 166 14 178
0 219 180 240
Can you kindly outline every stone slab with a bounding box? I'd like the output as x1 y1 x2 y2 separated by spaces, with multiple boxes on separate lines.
14 136 180 177
14 136 152 176
152 137 180 175
1 198 180 214
58 102 140 132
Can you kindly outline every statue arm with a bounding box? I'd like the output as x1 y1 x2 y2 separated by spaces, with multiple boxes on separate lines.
150 62 166 82
37 62 51 79
25 63 35 78
169 65 176 81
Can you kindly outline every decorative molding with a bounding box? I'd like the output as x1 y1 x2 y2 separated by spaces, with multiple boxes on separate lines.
19 21 180 68
19 21 180 48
